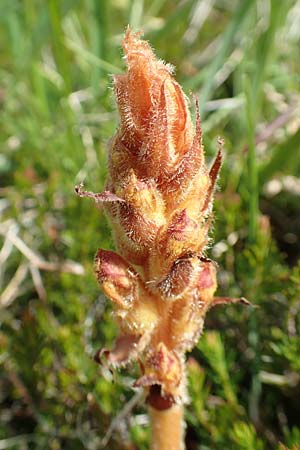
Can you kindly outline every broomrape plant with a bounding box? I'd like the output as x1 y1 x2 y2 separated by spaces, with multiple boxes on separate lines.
77 28 248 450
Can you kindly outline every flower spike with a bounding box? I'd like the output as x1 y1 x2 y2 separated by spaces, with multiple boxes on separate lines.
78 28 248 450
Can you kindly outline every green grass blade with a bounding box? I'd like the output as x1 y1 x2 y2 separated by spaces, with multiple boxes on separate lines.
185 0 253 115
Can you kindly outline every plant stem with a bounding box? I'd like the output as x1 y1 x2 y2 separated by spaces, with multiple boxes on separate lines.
149 403 185 450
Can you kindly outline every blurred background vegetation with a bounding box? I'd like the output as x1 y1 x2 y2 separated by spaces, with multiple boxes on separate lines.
1 0 300 449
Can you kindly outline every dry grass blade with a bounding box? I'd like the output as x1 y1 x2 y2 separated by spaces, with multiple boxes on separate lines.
0 224 84 275
0 262 29 308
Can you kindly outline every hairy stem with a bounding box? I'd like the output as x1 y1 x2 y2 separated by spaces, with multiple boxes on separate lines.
149 403 185 450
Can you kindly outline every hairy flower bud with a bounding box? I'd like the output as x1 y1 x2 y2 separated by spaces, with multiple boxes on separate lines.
95 249 137 308
77 28 248 411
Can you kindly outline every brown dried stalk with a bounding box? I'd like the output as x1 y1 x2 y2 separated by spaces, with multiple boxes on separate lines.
77 28 248 450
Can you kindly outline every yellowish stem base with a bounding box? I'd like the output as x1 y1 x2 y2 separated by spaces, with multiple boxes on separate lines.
149 404 185 450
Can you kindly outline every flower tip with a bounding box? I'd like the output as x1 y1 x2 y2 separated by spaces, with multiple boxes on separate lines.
122 26 146 56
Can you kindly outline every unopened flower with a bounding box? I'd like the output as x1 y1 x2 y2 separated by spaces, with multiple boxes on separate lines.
77 28 248 442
